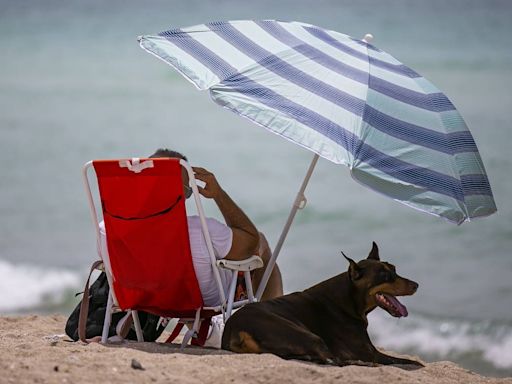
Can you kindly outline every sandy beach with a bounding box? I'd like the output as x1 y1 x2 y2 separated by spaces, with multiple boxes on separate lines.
1 315 510 384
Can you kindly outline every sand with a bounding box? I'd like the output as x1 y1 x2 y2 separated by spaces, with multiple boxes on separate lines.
1 315 511 384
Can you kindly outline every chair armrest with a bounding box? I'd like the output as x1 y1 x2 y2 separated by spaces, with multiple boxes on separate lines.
216 255 263 272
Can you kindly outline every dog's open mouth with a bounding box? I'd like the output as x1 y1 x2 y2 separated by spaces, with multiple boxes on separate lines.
375 293 408 318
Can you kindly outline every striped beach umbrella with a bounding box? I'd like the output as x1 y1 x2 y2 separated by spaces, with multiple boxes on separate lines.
138 20 497 296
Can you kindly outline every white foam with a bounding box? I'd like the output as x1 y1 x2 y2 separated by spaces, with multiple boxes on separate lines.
485 333 512 369
368 311 512 369
0 259 81 312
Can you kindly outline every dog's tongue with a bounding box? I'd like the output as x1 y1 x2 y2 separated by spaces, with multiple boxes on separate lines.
379 293 408 317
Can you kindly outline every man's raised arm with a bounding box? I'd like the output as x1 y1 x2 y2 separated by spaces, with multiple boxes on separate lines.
192 167 259 261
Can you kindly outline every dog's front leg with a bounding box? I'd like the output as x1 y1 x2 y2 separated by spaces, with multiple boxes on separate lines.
373 350 424 369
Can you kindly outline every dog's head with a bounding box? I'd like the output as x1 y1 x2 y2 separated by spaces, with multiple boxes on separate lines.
343 242 418 318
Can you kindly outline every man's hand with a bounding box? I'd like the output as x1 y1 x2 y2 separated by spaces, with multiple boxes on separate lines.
192 167 223 200
192 166 259 261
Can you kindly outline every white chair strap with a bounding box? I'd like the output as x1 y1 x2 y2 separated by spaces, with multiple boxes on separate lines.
119 158 154 173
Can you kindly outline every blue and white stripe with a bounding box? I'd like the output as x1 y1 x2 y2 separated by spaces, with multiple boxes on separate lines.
139 20 496 223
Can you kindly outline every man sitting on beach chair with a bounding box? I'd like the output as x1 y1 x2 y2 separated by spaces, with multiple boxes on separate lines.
98 148 283 308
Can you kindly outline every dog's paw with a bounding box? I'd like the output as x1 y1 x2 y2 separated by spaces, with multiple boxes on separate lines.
341 360 378 367
393 361 424 370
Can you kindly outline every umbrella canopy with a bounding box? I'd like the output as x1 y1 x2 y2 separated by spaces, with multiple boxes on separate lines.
139 20 496 225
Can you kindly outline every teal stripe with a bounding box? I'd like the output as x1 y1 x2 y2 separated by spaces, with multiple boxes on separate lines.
414 77 442 94
355 122 458 176
439 111 468 134
350 167 468 224
366 89 468 135
464 195 498 218
453 152 488 176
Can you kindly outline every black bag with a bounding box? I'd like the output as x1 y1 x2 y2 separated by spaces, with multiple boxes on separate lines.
65 264 165 342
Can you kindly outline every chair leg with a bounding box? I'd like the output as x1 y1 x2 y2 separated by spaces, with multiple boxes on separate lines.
101 290 114 343
181 325 194 349
226 271 238 319
191 317 211 347
180 309 201 350
244 271 256 302
132 310 144 342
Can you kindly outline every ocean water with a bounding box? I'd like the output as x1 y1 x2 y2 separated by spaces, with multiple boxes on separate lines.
1 0 511 377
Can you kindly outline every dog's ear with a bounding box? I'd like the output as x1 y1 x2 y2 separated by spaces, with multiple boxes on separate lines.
367 241 380 261
342 251 362 281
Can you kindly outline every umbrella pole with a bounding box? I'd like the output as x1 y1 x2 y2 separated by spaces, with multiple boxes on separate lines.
255 153 320 301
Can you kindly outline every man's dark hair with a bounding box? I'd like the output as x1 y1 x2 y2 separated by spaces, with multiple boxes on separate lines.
149 148 187 161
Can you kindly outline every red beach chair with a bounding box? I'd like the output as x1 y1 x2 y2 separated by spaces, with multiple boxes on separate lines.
82 157 263 347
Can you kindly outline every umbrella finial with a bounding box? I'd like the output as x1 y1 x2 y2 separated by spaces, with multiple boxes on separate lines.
362 33 373 43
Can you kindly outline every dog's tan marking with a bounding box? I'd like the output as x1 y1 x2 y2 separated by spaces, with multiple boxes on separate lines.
230 331 261 353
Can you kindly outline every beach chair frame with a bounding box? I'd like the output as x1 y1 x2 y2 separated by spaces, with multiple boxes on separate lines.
82 158 262 347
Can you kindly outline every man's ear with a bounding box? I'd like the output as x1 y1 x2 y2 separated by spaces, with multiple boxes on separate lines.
367 241 380 261
342 251 362 281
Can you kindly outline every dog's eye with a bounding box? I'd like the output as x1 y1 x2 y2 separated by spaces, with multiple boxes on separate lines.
384 263 396 272
379 271 393 282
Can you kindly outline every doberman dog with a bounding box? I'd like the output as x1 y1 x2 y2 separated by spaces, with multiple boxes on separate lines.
221 242 423 368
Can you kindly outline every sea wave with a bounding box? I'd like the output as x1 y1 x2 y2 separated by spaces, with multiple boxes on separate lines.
0 259 81 313
368 311 512 371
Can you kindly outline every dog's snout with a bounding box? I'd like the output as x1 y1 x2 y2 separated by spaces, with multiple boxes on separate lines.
409 281 419 292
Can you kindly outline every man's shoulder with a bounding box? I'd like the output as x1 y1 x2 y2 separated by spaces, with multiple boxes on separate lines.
187 215 232 255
